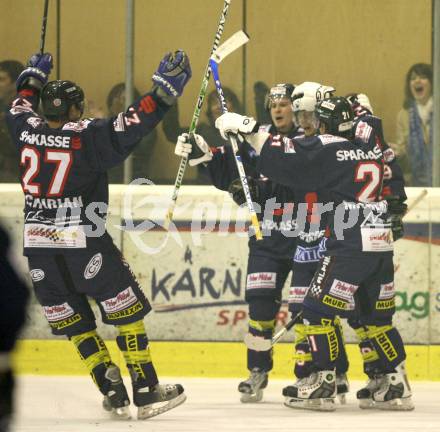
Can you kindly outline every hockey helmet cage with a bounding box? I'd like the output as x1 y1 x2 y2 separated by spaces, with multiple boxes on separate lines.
292 82 335 113
315 97 354 135
41 80 85 120
265 83 295 110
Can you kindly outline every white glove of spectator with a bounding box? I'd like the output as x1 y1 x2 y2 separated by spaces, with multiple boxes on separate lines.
174 133 213 166
215 112 257 140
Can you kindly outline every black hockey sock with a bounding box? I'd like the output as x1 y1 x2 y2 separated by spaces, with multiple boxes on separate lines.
247 319 275 371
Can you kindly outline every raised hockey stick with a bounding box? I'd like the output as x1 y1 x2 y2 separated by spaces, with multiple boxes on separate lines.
40 0 50 54
209 58 262 240
163 0 232 230
244 312 302 351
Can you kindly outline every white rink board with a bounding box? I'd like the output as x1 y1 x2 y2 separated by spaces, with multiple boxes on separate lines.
1 184 439 343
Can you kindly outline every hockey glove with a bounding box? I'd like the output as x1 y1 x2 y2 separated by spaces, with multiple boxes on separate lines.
215 112 257 141
228 177 259 206
16 52 53 90
174 133 213 166
152 50 191 98
384 195 408 241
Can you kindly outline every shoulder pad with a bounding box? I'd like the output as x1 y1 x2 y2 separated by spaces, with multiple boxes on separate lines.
354 120 373 143
382 147 395 163
62 119 93 132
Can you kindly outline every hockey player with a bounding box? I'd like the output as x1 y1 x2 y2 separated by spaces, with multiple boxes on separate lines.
175 83 300 402
0 224 29 432
215 96 413 411
6 50 191 420
345 93 408 408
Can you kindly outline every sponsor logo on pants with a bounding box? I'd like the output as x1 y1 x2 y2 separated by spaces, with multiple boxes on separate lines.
49 313 82 330
376 299 395 310
322 294 347 310
107 301 143 320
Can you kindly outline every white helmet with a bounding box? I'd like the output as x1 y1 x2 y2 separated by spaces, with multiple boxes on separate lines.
292 81 335 112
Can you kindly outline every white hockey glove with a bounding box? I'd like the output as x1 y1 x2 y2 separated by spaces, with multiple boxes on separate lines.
215 112 257 141
174 133 213 166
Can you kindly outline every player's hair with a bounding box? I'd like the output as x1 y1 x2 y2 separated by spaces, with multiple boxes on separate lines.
106 82 141 113
0 60 24 82
206 87 242 124
403 63 432 109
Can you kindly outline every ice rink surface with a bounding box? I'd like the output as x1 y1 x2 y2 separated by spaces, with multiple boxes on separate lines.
13 376 440 432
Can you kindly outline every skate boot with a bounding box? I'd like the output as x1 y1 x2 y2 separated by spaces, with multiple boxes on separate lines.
102 365 131 419
336 373 349 404
357 374 385 409
135 383 186 419
238 368 268 403
283 370 336 411
372 363 414 411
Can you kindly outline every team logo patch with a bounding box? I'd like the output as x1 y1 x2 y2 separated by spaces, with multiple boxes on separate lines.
30 268 45 282
84 253 103 279
246 272 276 290
43 302 75 322
329 279 358 302
379 282 395 300
101 286 138 314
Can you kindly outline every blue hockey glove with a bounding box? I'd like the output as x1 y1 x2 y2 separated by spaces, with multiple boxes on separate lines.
152 50 191 97
16 52 53 90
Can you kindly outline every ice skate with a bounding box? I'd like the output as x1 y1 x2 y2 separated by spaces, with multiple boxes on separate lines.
357 374 385 409
372 363 414 411
101 365 131 420
283 370 336 411
238 368 268 403
336 373 349 404
135 383 186 419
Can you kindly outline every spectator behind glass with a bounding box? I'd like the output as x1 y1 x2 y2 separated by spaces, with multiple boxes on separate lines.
393 63 433 186
0 60 24 182
88 83 157 183
162 86 242 184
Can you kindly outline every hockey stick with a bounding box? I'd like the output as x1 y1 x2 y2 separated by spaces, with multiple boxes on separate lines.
163 0 232 230
209 58 263 240
405 189 428 215
40 0 50 54
244 312 301 351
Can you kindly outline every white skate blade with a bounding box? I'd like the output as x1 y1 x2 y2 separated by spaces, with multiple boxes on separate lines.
137 393 187 419
284 396 336 412
111 406 132 420
244 333 272 351
103 397 131 420
240 389 263 403
358 398 375 409
337 393 347 405
374 397 415 411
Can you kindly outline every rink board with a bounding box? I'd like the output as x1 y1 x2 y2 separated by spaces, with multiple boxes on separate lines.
1 185 440 379
12 340 440 381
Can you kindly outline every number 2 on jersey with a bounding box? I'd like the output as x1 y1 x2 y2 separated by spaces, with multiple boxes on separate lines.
20 146 73 197
354 161 382 202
